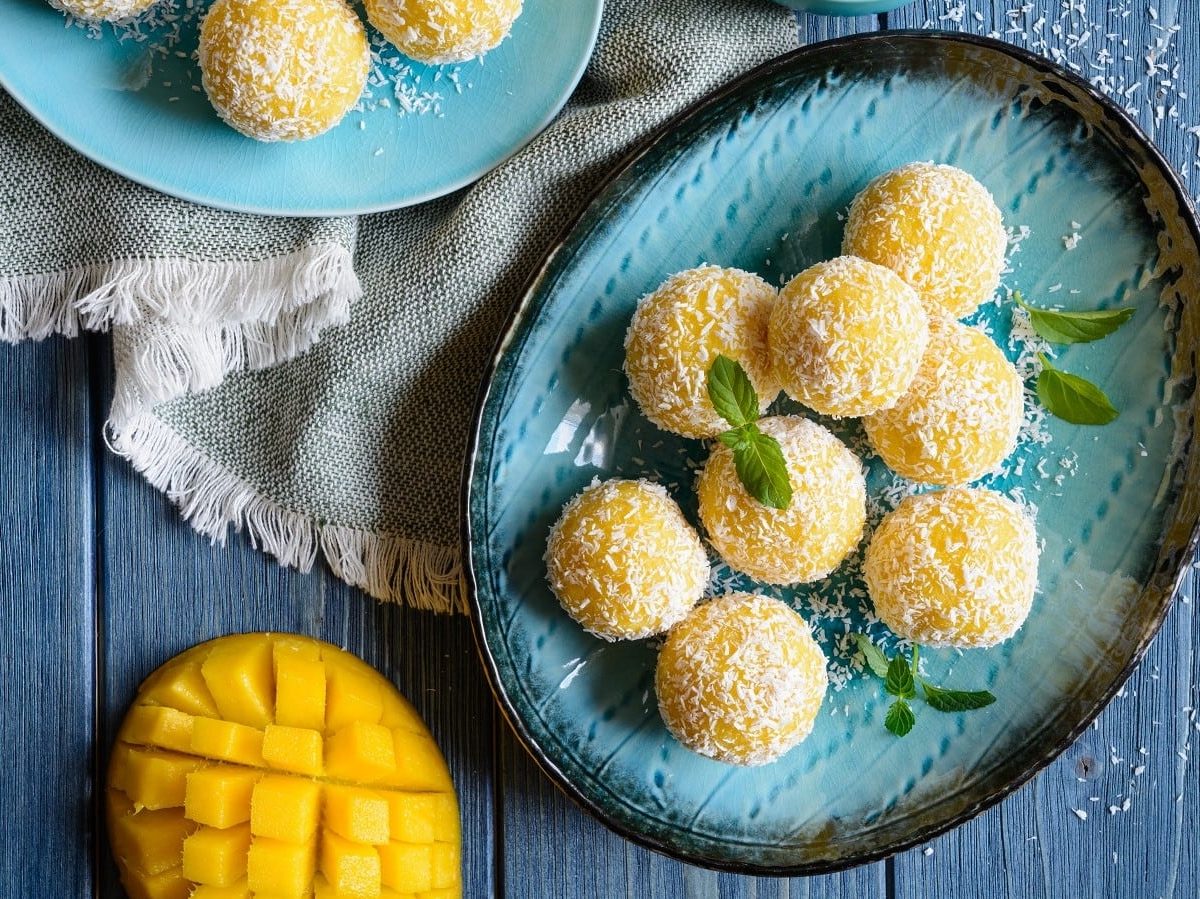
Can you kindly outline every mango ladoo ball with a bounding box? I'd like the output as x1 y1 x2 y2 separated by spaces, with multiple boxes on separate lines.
696 416 866 584
769 256 930 418
545 479 710 641
199 0 369 142
843 162 1008 319
655 594 828 766
49 0 158 21
365 0 524 65
865 488 1039 648
106 633 461 899
864 316 1023 486
625 265 780 439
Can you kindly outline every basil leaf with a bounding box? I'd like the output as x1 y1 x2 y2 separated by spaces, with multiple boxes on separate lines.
707 355 760 429
921 681 997 712
1036 355 1119 425
1014 292 1134 345
731 425 792 510
884 655 915 699
851 633 890 679
885 699 916 737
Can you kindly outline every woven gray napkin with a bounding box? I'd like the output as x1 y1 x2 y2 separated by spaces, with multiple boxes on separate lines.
1 0 796 612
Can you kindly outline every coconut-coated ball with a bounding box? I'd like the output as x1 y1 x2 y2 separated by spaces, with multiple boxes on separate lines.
625 265 780 439
770 256 930 418
199 0 369 142
545 479 709 641
49 0 157 20
864 317 1022 486
366 0 523 65
865 488 1039 648
696 416 866 584
655 593 828 766
842 162 1008 319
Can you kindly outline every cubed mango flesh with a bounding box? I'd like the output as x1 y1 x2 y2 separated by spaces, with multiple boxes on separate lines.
385 731 453 792
430 842 460 890
202 638 275 728
121 705 195 753
377 842 431 893
191 717 266 767
120 748 208 810
108 634 458 899
183 824 252 886
121 866 191 899
324 785 390 845
108 797 195 876
262 725 323 776
382 793 435 844
140 660 220 718
324 658 384 733
325 722 396 782
246 837 316 896
251 776 321 843
190 880 252 899
186 768 261 829
320 830 382 898
275 653 327 732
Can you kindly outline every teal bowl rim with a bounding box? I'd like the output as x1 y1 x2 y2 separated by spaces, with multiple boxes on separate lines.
461 29 1200 875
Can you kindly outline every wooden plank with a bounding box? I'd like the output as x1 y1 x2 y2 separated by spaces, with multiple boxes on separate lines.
92 369 497 897
882 3 1200 896
497 12 891 897
0 336 96 898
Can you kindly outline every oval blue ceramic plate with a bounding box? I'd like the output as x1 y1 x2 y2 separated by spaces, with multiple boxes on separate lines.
465 32 1200 873
0 0 602 216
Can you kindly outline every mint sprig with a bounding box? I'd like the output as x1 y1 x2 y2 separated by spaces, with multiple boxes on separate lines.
854 636 996 737
1036 354 1119 425
1013 291 1134 345
706 355 792 510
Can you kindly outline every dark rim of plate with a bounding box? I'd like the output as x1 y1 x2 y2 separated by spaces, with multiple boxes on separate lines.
460 29 1200 876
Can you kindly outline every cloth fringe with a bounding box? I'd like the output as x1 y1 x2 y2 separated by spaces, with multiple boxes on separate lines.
0 243 360 341
107 288 352 427
108 413 467 614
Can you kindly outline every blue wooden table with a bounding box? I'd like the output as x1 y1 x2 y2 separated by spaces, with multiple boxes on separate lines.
2 2 1198 897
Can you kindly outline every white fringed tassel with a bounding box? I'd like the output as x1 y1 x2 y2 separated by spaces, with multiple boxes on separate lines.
108 413 465 614
0 243 360 341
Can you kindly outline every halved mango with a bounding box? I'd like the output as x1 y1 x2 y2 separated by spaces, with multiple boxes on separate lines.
108 634 458 899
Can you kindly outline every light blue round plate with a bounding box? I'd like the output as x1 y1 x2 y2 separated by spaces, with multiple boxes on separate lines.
0 0 602 216
465 32 1200 873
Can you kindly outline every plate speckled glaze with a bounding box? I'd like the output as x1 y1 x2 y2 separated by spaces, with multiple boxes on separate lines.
0 0 602 216
465 32 1200 873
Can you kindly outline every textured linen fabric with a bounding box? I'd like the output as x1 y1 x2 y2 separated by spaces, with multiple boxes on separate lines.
1 0 797 612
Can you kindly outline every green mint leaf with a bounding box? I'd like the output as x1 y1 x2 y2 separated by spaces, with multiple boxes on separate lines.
731 425 792 510
1036 354 1119 425
707 355 760 430
884 699 916 737
884 654 916 699
717 428 748 450
921 680 997 712
1014 291 1134 345
851 633 890 679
